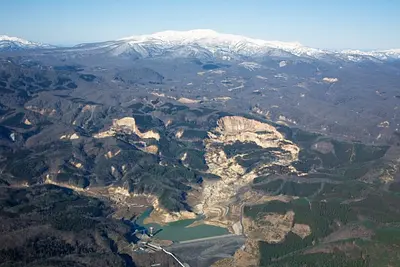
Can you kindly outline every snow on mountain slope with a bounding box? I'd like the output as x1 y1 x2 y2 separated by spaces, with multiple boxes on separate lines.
0 35 53 51
119 29 326 59
340 49 400 61
109 29 399 62
378 49 400 59
2 30 399 62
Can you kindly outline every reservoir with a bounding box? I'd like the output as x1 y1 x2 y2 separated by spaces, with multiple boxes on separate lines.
135 208 229 241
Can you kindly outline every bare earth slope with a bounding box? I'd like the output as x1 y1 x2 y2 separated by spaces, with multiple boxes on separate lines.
1 51 400 266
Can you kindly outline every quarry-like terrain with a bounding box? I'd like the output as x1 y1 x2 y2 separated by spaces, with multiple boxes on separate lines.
1 39 400 267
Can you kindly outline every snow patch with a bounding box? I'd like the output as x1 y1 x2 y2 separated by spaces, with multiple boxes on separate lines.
322 77 339 83
239 62 262 71
279 61 287 67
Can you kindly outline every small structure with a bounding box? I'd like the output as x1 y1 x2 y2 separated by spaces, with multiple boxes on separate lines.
149 226 154 236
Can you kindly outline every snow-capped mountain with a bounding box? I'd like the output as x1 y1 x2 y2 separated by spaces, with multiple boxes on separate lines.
339 49 400 61
119 29 325 57
0 35 53 51
99 29 326 60
2 30 399 62
71 29 400 62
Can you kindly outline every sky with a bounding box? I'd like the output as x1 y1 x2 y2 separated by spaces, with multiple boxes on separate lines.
0 0 399 50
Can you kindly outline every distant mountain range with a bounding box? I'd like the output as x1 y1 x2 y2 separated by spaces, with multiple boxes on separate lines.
1 29 400 62
0 35 54 51
2 28 400 267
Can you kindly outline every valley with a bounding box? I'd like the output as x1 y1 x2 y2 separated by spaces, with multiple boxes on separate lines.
1 30 400 266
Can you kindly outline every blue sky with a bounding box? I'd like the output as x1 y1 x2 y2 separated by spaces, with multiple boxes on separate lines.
0 0 399 49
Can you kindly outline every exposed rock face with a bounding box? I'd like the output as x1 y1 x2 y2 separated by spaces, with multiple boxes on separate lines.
71 161 83 169
180 152 188 162
144 198 197 225
323 77 339 83
45 175 86 193
25 105 57 116
60 132 80 140
151 92 165 98
24 118 32 125
209 116 299 156
94 117 160 140
107 187 196 224
70 133 80 140
177 97 200 104
91 116 300 234
197 116 300 228
143 145 158 155
108 186 132 199
175 129 184 138
105 149 121 159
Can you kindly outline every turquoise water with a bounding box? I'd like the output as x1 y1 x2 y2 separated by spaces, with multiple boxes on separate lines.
135 208 229 241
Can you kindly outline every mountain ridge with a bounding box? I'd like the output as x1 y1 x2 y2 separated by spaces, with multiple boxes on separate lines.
1 28 400 267
0 34 54 50
1 30 400 61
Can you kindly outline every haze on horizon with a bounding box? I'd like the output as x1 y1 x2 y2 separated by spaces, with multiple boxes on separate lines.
0 0 399 50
